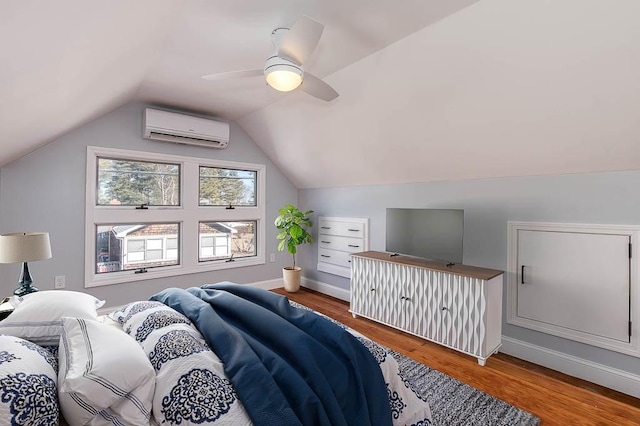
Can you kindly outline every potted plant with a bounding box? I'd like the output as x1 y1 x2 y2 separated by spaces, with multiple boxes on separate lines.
275 204 314 292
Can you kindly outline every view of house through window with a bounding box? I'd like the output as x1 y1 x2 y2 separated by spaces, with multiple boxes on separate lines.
95 223 180 273
198 221 256 262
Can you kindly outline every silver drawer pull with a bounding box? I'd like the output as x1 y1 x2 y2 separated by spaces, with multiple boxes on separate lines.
347 228 359 232
320 254 331 258
348 244 359 248
321 241 331 244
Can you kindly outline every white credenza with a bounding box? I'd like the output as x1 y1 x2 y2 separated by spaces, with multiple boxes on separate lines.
316 217 369 278
350 251 504 365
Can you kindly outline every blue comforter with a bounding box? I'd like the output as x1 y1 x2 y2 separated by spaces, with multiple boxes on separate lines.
150 283 392 426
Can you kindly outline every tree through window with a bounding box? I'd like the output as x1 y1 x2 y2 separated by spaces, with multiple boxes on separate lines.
199 167 256 206
97 158 180 206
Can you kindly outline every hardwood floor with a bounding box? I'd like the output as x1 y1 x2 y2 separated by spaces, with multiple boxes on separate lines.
273 287 640 426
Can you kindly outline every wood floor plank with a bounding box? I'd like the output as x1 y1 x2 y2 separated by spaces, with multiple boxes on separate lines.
273 287 640 425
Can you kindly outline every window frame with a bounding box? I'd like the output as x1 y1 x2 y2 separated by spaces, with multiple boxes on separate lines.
85 146 266 288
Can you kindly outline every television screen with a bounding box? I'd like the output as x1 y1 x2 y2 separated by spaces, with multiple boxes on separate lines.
385 208 464 264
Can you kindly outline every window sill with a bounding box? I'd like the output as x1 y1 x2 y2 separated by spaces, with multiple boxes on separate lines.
85 256 265 288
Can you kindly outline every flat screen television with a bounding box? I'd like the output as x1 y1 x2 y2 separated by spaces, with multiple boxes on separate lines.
385 208 464 264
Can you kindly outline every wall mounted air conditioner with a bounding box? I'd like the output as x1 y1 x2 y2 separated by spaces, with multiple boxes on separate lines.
143 108 229 149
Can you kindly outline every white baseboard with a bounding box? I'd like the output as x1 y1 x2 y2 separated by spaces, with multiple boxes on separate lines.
501 336 640 398
300 277 350 302
247 278 283 290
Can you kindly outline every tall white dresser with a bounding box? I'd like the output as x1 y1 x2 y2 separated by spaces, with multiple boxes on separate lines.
316 217 369 278
350 251 503 365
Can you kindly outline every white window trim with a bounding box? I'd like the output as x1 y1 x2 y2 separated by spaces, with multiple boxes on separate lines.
85 146 266 288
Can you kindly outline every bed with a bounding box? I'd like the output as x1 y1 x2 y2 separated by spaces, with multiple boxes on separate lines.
0 283 433 425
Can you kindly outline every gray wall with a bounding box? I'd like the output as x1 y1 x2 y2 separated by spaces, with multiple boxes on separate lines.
298 171 640 375
0 102 297 306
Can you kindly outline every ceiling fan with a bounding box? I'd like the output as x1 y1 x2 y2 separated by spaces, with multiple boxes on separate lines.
202 16 339 102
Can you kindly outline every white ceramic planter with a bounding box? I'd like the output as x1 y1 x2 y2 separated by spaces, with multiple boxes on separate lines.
282 266 302 292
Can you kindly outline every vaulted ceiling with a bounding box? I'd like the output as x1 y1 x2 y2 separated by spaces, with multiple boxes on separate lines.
2 0 640 189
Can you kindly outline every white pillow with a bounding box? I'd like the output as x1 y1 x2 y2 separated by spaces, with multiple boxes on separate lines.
0 291 105 346
0 335 59 424
58 317 155 426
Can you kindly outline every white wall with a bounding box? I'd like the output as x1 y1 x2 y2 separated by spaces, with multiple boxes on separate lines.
0 102 297 306
298 170 640 375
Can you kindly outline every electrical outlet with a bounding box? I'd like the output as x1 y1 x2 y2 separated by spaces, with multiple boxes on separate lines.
269 253 275 263
54 275 65 289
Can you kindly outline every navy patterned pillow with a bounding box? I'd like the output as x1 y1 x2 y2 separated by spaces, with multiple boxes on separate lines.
0 335 58 425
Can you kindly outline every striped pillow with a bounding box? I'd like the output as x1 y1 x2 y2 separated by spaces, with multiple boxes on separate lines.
58 317 154 425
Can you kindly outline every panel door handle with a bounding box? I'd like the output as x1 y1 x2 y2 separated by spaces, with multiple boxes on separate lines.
521 265 525 284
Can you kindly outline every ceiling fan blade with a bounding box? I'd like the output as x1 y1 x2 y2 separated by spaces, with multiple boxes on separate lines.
278 16 324 66
202 69 263 81
301 73 339 102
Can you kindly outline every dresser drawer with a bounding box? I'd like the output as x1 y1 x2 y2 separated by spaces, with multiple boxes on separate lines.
318 235 364 253
318 248 353 268
318 220 364 238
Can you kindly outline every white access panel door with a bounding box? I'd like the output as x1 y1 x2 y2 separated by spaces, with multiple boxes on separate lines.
517 230 630 343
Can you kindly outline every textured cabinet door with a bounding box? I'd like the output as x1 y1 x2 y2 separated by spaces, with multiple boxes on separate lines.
350 251 503 365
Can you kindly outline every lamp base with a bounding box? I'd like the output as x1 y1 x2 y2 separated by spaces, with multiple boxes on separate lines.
14 261 38 297
14 283 38 297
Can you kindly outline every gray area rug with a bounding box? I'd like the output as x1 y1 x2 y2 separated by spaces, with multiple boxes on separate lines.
392 350 540 426
288 299 539 425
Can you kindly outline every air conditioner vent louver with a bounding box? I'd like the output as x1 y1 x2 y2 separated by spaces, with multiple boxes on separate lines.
147 132 227 148
143 108 229 149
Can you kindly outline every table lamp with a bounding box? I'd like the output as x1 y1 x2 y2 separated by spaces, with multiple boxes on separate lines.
0 232 52 296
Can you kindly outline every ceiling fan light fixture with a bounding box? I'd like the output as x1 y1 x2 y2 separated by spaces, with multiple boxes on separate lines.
265 62 303 92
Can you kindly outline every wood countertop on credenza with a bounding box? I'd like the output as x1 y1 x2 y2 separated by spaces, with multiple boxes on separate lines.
351 251 503 281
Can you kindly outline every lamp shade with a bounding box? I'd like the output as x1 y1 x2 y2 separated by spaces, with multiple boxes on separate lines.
0 232 52 263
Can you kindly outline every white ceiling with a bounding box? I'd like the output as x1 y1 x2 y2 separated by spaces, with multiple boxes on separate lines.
2 0 640 189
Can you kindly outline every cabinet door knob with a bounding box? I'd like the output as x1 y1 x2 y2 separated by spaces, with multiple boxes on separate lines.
370 288 376 292
441 306 448 311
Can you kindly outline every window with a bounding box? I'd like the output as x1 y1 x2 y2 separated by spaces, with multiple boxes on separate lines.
97 158 180 206
199 167 256 206
85 147 265 287
198 221 256 262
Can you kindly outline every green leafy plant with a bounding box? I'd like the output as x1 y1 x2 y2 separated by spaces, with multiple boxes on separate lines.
275 204 314 268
